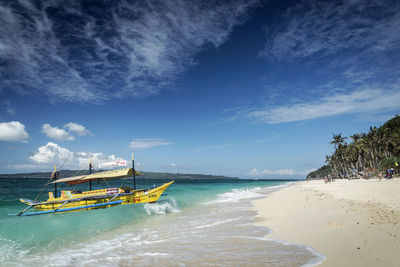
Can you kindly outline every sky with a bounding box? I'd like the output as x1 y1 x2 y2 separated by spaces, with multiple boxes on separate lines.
0 0 400 178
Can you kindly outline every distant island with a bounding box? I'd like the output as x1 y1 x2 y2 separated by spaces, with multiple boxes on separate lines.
308 115 400 179
0 169 239 180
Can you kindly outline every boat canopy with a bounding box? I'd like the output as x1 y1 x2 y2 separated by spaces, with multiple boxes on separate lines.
52 168 141 185
52 175 88 184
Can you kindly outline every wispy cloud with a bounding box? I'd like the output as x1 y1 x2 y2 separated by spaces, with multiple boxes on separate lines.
247 88 400 124
0 121 29 142
261 0 400 63
248 167 314 177
229 0 400 125
129 138 173 150
29 142 125 169
0 0 257 103
2 100 15 115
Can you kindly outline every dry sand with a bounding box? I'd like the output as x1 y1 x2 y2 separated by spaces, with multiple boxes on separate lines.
253 178 400 266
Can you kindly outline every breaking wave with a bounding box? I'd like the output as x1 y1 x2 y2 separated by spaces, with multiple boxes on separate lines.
143 198 180 215
206 187 264 204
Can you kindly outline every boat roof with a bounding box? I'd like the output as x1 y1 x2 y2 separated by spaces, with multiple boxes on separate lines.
52 168 141 185
52 175 88 184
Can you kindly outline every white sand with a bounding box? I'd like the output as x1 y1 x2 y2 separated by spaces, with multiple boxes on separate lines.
253 178 400 266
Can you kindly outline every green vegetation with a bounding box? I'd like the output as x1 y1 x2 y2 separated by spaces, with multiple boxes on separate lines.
308 115 400 179
306 165 331 179
0 169 238 180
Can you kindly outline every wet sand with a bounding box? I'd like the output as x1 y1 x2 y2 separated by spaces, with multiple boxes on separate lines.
253 178 400 266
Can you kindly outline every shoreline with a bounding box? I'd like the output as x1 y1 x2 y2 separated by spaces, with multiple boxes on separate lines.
253 178 400 266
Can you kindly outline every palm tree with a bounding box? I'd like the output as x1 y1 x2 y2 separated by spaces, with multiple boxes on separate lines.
350 133 361 172
330 133 346 150
331 133 351 177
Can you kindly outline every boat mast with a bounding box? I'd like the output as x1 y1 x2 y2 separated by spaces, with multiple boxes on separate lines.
132 152 136 190
89 155 92 191
52 164 58 197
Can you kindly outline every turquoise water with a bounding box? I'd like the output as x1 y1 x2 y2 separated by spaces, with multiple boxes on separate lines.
0 178 323 266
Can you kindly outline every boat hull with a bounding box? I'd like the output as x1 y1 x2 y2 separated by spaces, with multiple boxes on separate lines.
19 181 174 214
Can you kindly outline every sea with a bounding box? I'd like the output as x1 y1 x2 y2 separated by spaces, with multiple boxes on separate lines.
0 178 324 266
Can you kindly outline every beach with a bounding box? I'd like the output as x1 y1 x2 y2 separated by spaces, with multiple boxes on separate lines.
253 178 400 266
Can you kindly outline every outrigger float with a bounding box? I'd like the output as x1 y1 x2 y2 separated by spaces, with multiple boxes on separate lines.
17 154 174 216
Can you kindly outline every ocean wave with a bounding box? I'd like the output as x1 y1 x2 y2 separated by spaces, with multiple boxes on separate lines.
143 198 180 215
206 187 264 204
263 182 293 190
136 252 171 257
0 236 31 264
193 218 237 229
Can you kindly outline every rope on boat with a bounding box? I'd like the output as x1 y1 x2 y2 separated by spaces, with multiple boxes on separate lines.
34 153 71 202
17 204 33 216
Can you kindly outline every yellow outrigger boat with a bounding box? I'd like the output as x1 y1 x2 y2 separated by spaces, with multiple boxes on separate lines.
17 154 174 216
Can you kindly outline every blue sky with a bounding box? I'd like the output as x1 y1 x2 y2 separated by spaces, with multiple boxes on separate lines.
0 0 399 178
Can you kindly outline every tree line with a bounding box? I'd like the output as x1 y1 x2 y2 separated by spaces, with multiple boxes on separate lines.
309 115 400 179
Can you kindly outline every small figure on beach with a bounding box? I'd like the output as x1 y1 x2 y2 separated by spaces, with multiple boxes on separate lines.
385 169 393 179
324 176 328 183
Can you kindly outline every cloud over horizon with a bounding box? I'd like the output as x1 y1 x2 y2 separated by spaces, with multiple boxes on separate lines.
29 142 125 169
248 167 313 177
129 138 173 150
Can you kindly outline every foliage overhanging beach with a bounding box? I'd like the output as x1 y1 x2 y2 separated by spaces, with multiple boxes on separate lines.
308 115 400 179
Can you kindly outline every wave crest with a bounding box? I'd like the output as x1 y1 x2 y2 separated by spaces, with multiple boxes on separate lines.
143 198 180 215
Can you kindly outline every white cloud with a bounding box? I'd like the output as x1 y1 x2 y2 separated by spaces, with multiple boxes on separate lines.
249 168 294 176
64 122 90 136
246 88 400 124
42 124 74 141
129 138 173 150
0 121 29 142
248 168 315 177
29 142 125 169
0 0 257 103
41 122 90 140
170 162 177 167
30 142 70 164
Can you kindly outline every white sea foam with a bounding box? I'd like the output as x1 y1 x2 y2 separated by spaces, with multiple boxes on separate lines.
143 198 180 215
300 246 326 267
194 218 237 229
0 237 31 264
136 252 172 257
264 182 293 190
205 187 261 204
